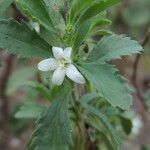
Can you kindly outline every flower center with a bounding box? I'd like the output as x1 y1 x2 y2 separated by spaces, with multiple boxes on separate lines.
58 58 68 68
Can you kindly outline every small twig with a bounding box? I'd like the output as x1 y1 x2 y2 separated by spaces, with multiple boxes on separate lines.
132 28 150 85
0 54 15 149
84 123 97 150
0 55 15 94
0 54 15 121
132 27 150 111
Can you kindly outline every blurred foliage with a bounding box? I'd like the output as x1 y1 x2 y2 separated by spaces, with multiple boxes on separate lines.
123 0 150 28
9 103 30 135
6 67 36 95
110 0 150 39
141 145 150 150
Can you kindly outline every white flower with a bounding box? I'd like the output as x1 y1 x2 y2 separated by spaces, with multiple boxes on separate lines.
38 47 85 85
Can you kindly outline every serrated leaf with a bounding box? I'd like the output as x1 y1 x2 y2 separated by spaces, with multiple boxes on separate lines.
80 101 121 150
15 0 54 32
0 0 14 16
28 86 73 150
16 0 64 46
78 63 133 110
88 35 143 62
0 19 52 58
15 101 46 119
7 67 36 95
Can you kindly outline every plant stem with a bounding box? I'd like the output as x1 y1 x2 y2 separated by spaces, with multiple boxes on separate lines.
71 84 82 133
132 27 150 112
71 83 86 149
0 54 15 149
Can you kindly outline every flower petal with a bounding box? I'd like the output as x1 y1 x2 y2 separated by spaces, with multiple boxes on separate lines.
51 68 66 85
52 47 63 59
38 58 58 71
62 47 72 63
66 64 85 84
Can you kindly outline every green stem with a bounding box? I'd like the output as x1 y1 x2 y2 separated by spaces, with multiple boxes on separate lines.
71 83 85 149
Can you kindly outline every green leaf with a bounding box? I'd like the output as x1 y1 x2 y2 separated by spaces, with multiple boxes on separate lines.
73 0 121 50
87 116 116 150
80 93 100 103
7 67 36 95
15 101 46 119
16 0 64 45
27 82 52 101
42 0 65 32
100 107 120 117
88 35 143 62
40 26 64 47
91 30 114 36
0 19 52 58
91 19 112 29
69 0 94 24
73 19 91 50
28 86 73 150
77 0 121 25
80 101 121 150
73 11 107 50
41 0 65 45
78 63 133 110
99 131 115 150
15 0 54 32
0 0 14 16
